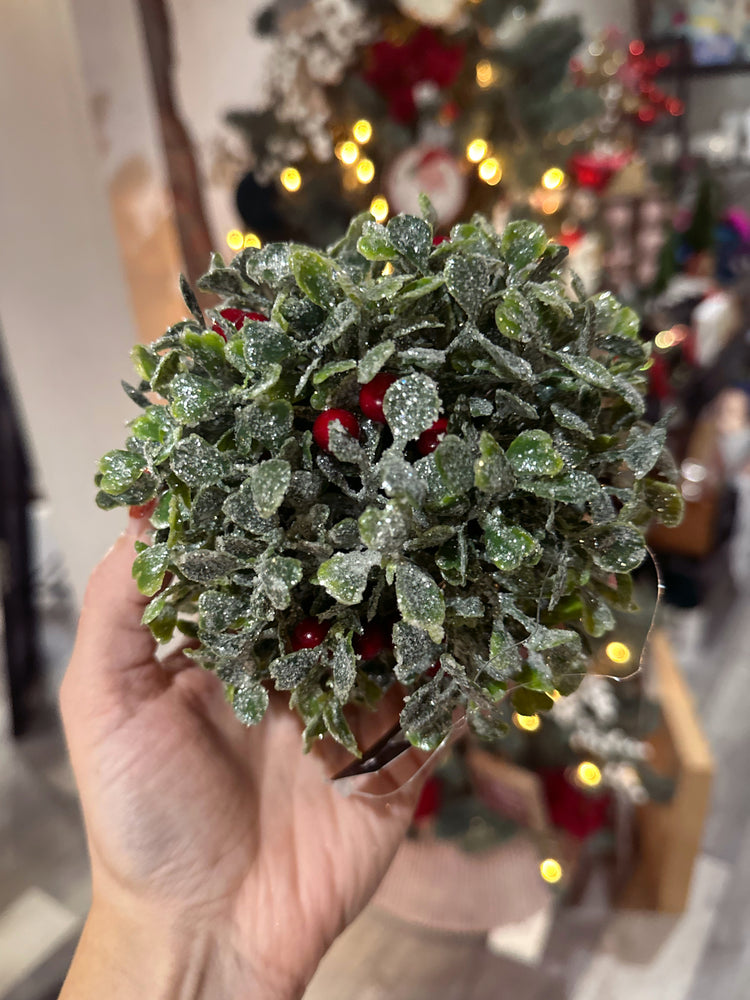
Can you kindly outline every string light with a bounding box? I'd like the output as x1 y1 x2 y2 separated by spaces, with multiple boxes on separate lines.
576 761 602 788
226 229 244 251
541 193 562 215
476 59 496 88
466 138 488 163
478 157 502 185
382 261 394 275
352 119 372 143
540 858 563 883
243 232 261 249
280 167 302 192
605 641 631 665
336 140 359 165
370 195 389 222
513 712 541 732
356 158 375 184
542 166 566 190
629 39 645 57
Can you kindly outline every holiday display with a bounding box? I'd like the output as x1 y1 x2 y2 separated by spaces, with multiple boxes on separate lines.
95 207 683 759
226 0 601 245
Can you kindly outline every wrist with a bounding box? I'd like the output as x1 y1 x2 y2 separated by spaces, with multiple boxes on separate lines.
61 896 299 1000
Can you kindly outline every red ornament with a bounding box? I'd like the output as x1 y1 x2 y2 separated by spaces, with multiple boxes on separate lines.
541 768 612 840
417 417 448 455
291 619 329 651
568 151 632 192
413 776 442 822
364 27 465 125
353 623 392 660
359 373 397 423
212 307 267 341
312 409 360 451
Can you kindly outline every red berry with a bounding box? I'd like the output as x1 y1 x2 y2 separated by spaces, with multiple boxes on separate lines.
417 417 448 455
413 776 442 822
359 373 397 423
426 661 440 678
211 307 267 340
312 409 360 451
432 234 450 245
353 623 392 660
129 499 157 520
291 618 329 651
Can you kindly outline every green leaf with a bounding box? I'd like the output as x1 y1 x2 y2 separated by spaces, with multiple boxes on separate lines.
257 555 303 609
242 324 294 371
501 220 548 269
171 435 227 488
550 402 595 440
528 281 574 319
312 359 357 385
581 590 616 637
434 435 474 495
400 680 454 751
623 421 668 480
495 289 530 341
386 214 432 268
132 542 170 597
444 255 491 318
434 530 467 586
556 353 613 389
178 550 241 585
142 594 177 644
236 399 294 451
359 500 410 552
395 562 445 642
317 551 379 605
399 275 445 300
332 635 357 702
357 220 399 261
169 373 226 424
639 478 684 527
250 459 291 518
99 450 147 494
290 246 339 309
474 431 514 495
506 430 563 477
230 676 269 726
357 341 394 383
511 688 554 715
382 373 441 443
131 344 158 381
518 470 600 503
582 524 647 573
322 698 360 757
483 512 540 571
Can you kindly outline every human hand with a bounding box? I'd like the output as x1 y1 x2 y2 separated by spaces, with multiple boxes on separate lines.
60 513 428 1000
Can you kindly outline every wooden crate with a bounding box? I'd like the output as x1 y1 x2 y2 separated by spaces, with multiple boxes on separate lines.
620 629 714 913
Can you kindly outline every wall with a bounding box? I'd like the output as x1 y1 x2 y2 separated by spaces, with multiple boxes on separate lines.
0 0 139 603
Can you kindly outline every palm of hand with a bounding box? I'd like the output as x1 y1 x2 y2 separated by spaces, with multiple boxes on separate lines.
62 532 424 997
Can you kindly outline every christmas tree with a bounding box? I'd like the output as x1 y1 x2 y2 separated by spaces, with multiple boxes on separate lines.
226 0 601 246
95 206 682 760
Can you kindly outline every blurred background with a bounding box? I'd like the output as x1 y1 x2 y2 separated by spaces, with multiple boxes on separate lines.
2 0 750 996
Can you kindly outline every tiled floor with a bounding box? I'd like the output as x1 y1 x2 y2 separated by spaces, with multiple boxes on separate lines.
3 580 750 998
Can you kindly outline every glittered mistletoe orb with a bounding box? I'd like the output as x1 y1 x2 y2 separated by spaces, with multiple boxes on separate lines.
95 206 682 758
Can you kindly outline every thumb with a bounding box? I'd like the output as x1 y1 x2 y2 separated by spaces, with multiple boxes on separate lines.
66 508 160 691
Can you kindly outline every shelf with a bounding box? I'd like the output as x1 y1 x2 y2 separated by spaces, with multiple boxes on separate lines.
657 60 750 79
